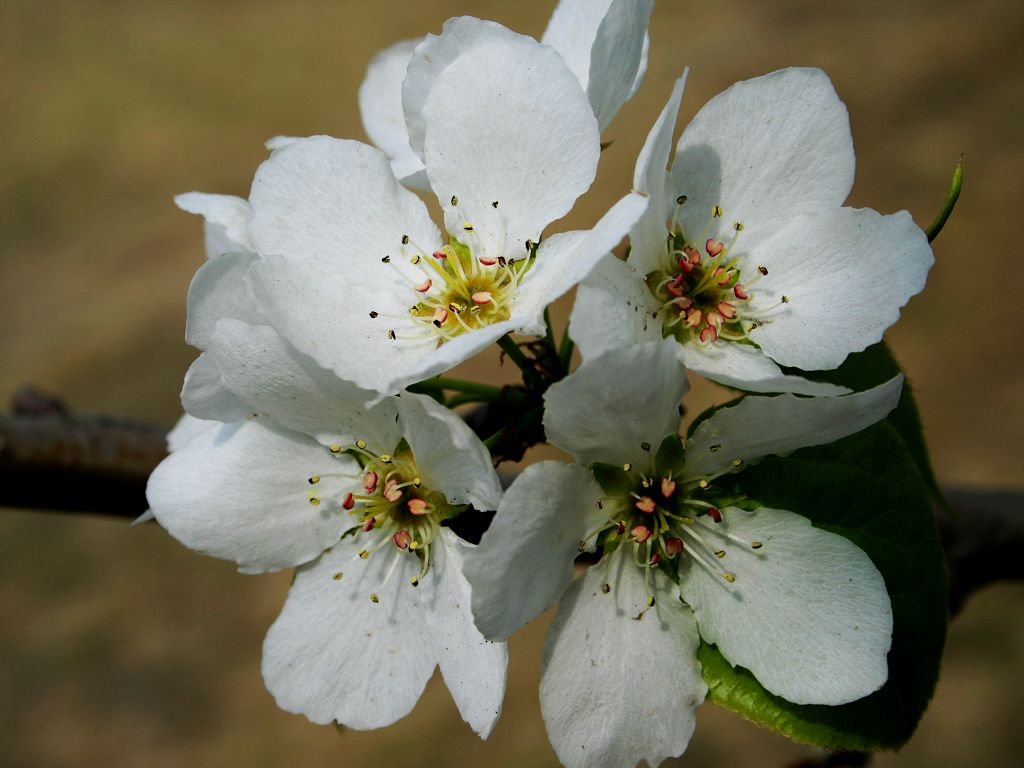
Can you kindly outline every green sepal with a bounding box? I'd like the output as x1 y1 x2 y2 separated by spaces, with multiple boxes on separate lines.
590 462 631 497
697 421 947 751
655 434 687 476
800 341 947 510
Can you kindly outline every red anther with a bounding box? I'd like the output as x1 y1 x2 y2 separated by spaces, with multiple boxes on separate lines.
616 522 627 535
715 268 734 287
363 471 379 493
683 245 701 265
631 524 652 543
432 307 449 327
383 480 403 502
665 537 684 557
414 278 432 293
393 530 412 549
685 308 703 327
733 284 749 300
407 498 429 515
677 257 695 274
700 324 719 344
650 553 662 566
432 250 447 259
707 508 722 523
478 256 497 266
471 291 493 305
706 311 723 328
717 302 737 319
661 478 677 498
705 238 724 257
635 496 656 514
675 297 693 311
666 275 686 297
362 516 377 532
342 493 355 510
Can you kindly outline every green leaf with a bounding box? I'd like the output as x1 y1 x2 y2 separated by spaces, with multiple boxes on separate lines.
698 421 948 751
590 462 632 496
802 341 947 509
655 434 686 476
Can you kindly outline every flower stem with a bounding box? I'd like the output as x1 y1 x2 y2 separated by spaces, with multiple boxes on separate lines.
407 376 503 401
496 334 545 391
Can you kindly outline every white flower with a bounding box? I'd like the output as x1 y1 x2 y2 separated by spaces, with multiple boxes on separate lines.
359 4 652 187
146 371 507 734
464 340 900 768
176 21 646 404
570 68 935 395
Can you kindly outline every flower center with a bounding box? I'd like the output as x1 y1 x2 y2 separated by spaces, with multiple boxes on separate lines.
644 201 783 346
306 438 463 589
584 437 763 604
371 199 536 346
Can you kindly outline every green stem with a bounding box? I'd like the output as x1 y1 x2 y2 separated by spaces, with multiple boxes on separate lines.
497 334 545 391
407 376 502 400
926 156 964 243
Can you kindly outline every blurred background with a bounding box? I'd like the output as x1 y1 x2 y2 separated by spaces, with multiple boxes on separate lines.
1 0 1022 765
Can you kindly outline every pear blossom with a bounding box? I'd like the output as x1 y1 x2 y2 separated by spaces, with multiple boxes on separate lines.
359 3 652 186
146 367 507 734
570 68 934 395
175 21 646 405
464 340 900 768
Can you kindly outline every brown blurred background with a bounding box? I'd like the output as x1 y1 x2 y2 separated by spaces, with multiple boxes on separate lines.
1 0 1022 766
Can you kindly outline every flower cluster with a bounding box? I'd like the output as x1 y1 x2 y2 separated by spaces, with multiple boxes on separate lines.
147 1 941 766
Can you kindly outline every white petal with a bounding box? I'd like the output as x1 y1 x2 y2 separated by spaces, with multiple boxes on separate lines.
420 32 600 256
179 353 252 423
192 318 402 449
398 393 503 511
464 462 605 641
244 254 431 397
359 38 422 170
376 317 521 397
678 506 893 705
175 192 255 257
166 413 217 452
261 536 434 728
424 531 508 738
627 31 649 99
541 0 612 92
747 208 934 370
264 135 299 151
146 420 355 573
677 341 851 396
568 254 662 360
543 0 653 131
402 17 522 161
672 68 854 241
247 136 441 270
585 0 653 131
184 251 263 349
629 73 688 276
541 550 706 768
513 191 649 329
685 375 904 480
544 339 687 468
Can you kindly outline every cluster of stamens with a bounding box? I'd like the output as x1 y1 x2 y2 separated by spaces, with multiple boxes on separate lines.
369 197 535 345
646 199 784 346
582 442 763 606
307 439 456 595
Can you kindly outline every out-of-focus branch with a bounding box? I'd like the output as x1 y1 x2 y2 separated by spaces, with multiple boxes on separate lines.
939 486 1024 615
0 387 167 517
1 387 1022 613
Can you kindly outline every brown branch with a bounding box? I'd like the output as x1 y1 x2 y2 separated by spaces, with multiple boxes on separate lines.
0 386 167 517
